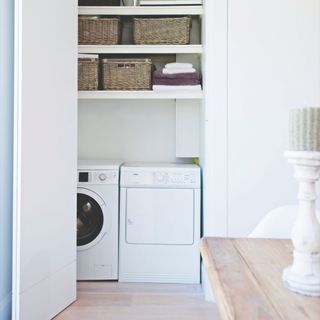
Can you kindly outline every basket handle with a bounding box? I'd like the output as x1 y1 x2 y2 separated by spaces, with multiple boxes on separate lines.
118 63 136 69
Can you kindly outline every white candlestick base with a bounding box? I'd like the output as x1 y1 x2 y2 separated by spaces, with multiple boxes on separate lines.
282 252 320 296
283 151 320 297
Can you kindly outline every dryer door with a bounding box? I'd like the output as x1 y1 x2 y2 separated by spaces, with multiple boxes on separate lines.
77 188 106 250
125 188 194 245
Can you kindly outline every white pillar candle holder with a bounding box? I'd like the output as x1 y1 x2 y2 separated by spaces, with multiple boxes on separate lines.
283 151 320 296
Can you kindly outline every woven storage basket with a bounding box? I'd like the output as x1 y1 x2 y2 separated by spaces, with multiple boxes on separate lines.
133 17 191 45
102 59 152 90
79 0 121 6
79 16 120 45
78 55 99 90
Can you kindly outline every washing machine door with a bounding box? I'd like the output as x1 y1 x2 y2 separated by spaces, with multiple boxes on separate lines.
77 188 107 251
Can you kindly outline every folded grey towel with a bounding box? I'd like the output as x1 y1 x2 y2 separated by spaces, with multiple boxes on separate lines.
153 78 200 86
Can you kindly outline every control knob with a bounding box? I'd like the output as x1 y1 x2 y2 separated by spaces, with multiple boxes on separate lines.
99 173 107 181
154 172 168 184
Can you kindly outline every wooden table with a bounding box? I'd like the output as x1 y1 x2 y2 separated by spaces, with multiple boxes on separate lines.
200 238 320 320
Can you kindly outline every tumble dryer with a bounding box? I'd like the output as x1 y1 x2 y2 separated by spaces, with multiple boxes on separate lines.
77 160 122 280
119 163 201 284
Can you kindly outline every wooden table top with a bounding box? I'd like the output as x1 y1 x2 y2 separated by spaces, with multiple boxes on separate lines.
200 237 320 320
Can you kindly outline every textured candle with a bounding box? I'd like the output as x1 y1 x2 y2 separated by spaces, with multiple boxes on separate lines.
289 108 320 151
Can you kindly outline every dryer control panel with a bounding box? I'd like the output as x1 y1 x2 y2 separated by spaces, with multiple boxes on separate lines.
153 172 198 186
121 168 200 189
78 170 119 185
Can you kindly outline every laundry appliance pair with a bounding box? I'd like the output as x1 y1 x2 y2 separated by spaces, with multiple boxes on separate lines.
77 160 201 284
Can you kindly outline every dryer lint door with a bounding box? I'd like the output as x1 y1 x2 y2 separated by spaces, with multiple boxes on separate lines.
125 188 194 245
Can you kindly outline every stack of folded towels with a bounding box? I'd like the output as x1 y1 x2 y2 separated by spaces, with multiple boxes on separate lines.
153 62 201 92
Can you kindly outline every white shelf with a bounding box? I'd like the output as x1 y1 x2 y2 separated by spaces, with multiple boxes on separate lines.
78 90 203 100
78 5 203 16
78 44 202 54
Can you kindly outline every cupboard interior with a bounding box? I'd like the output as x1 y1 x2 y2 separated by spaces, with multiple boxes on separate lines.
78 9 202 163
78 51 202 162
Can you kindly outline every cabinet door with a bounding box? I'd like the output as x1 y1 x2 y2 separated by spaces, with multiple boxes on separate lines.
12 0 77 319
228 0 320 236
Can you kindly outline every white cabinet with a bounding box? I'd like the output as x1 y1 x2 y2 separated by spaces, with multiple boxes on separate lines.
203 0 320 238
227 0 320 236
12 0 78 319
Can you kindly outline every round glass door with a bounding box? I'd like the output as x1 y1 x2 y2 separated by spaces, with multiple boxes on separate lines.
77 193 104 246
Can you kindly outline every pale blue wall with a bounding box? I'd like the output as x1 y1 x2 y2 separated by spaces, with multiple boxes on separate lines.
0 0 14 318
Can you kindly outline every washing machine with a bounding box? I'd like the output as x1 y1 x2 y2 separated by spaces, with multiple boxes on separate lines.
77 160 122 280
119 163 201 284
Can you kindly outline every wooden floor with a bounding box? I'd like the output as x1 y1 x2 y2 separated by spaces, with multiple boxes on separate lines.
55 282 220 320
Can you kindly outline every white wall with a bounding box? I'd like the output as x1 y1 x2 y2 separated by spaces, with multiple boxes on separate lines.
202 0 320 238
78 100 179 162
0 0 14 318
227 0 320 236
201 0 228 237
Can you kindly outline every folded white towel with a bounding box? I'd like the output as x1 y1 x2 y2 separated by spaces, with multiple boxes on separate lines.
165 62 193 69
163 68 197 74
153 85 202 92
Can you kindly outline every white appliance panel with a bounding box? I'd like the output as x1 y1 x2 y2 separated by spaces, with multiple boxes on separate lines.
119 188 201 284
120 164 201 188
77 235 118 280
78 169 119 185
119 163 201 284
125 188 194 245
77 162 120 281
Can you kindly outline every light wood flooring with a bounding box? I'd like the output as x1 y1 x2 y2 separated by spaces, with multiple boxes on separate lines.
55 282 220 320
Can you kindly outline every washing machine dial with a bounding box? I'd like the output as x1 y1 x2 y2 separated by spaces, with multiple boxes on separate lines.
99 173 107 181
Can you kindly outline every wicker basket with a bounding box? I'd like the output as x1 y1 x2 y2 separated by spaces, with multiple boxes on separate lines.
133 17 191 45
79 0 121 6
101 59 152 90
78 55 99 91
79 16 120 45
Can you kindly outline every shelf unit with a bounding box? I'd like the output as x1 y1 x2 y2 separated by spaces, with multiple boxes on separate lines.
78 44 203 55
78 5 203 16
78 90 203 100
78 4 203 158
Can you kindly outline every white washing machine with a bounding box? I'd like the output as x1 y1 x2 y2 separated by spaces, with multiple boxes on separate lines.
77 160 122 280
119 163 201 284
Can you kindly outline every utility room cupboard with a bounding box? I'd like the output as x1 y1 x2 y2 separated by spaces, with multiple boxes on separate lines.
78 6 203 160
12 0 320 319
